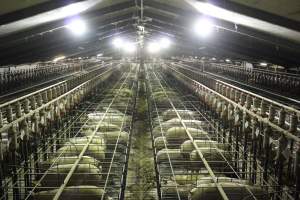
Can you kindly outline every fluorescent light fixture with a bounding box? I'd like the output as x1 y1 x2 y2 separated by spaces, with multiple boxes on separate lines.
0 1 100 36
212 57 216 61
225 59 231 62
124 42 136 53
62 3 87 17
53 56 66 62
260 62 268 66
112 37 124 49
147 42 161 53
160 37 171 49
112 37 136 53
186 0 300 43
66 18 87 35
194 18 214 37
97 53 103 57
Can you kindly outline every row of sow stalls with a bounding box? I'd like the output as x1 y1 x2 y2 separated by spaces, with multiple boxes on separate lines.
26 74 136 200
146 67 270 200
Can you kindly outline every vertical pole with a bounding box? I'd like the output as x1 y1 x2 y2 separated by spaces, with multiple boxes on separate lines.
251 119 258 184
234 107 241 173
0 110 4 198
9 126 20 200
276 135 288 199
242 113 250 179
227 104 234 145
295 146 300 200
263 126 271 182
31 114 40 180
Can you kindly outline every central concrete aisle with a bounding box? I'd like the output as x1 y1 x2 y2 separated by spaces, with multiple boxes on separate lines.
124 66 158 200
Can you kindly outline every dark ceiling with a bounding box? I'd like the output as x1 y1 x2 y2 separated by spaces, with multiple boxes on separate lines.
0 0 300 68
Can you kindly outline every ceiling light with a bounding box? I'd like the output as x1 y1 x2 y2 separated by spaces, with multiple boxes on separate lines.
225 59 231 62
194 18 214 37
66 18 87 35
260 62 267 66
124 42 136 53
147 42 161 53
53 56 66 62
62 3 87 17
187 0 300 42
112 37 124 49
160 37 171 49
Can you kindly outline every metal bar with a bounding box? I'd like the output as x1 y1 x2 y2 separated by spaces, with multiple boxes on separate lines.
161 64 287 199
102 65 137 200
166 65 300 143
53 65 134 200
171 62 300 114
0 67 115 134
149 67 230 200
23 67 123 199
146 68 183 200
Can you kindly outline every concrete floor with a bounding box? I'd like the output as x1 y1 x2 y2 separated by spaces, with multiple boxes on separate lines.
125 74 158 199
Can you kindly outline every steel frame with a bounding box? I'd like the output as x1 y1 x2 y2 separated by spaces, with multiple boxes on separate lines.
146 62 279 200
